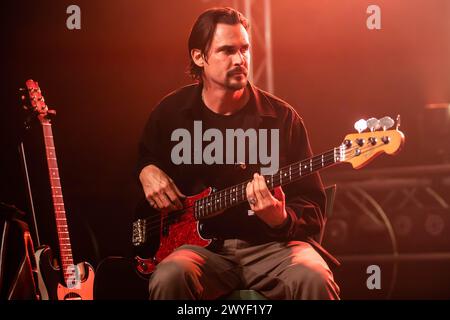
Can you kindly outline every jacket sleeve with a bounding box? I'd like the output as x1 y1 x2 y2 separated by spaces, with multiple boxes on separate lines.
135 105 167 180
268 110 327 240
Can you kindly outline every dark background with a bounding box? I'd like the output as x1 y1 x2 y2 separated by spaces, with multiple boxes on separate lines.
1 0 449 299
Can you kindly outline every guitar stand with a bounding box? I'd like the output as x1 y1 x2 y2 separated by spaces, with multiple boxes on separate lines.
0 202 40 300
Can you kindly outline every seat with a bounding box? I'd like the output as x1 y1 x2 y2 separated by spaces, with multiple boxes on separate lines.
224 184 337 300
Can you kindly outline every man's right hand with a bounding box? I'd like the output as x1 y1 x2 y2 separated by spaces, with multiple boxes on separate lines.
139 165 186 212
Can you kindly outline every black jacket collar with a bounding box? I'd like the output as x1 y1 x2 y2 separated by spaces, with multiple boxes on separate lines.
179 82 278 119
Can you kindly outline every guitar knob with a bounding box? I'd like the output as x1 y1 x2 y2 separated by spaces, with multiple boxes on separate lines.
343 139 352 148
382 136 390 144
356 138 365 147
354 119 367 133
140 262 148 271
366 118 380 132
379 116 395 131
368 137 377 145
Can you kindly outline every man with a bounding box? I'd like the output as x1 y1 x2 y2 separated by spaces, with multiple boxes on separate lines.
136 7 340 300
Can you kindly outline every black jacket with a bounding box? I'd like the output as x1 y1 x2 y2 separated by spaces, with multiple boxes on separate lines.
136 82 339 267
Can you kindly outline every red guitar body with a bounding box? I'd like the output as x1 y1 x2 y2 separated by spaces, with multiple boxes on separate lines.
134 187 212 275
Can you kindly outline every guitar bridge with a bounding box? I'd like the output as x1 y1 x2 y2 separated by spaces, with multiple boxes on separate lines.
132 219 146 246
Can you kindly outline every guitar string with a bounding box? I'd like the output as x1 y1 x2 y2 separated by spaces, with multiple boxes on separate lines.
139 141 387 235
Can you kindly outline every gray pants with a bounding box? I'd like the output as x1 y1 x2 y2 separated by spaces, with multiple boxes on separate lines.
149 239 340 300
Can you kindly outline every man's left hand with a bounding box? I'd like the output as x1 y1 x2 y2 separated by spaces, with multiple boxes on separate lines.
246 173 288 228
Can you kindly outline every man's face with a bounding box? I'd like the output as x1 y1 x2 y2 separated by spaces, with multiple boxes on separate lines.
202 23 250 90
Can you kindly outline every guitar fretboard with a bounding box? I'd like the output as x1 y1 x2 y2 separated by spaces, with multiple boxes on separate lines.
42 120 75 286
194 147 344 219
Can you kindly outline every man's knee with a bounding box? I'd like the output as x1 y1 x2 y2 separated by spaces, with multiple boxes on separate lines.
287 263 340 299
149 261 199 299
150 262 185 287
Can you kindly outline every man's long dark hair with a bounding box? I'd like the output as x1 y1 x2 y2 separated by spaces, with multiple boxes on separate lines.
188 7 249 81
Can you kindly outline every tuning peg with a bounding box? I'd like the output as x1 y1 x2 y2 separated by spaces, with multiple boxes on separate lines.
366 118 380 132
354 119 367 133
379 116 394 131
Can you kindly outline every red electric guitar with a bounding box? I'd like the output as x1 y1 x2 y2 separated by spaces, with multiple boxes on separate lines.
132 115 405 276
21 79 95 300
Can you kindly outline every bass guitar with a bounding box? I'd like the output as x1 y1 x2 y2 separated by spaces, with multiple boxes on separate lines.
132 116 405 276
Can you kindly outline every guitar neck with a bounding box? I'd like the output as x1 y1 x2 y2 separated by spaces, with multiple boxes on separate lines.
194 146 344 219
41 118 74 285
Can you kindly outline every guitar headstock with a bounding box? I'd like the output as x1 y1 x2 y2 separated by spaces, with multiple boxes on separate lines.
340 116 405 169
20 79 55 124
